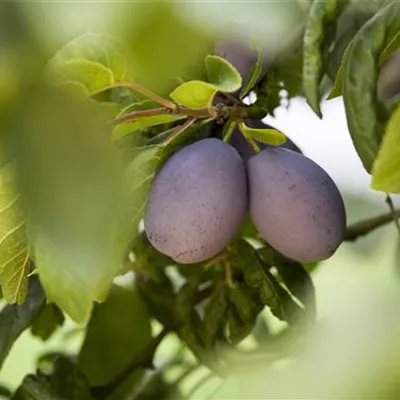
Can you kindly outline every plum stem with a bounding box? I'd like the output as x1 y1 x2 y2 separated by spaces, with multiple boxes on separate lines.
344 208 400 241
243 133 261 154
222 120 238 144
162 117 196 147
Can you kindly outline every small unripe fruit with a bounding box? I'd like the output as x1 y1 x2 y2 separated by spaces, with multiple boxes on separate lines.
144 138 247 264
248 147 346 262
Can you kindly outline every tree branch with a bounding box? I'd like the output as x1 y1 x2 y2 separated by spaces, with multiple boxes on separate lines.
344 209 400 241
111 107 168 126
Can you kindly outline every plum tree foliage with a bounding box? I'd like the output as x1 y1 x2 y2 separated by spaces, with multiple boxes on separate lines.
1 1 400 399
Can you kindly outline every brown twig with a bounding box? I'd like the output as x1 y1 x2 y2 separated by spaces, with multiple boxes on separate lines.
111 107 168 126
344 208 400 241
109 81 177 110
162 117 196 147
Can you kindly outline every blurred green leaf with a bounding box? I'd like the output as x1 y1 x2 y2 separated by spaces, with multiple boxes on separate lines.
30 304 64 342
205 55 242 92
170 81 217 109
12 356 92 400
342 1 399 172
0 164 30 305
48 60 114 96
303 0 338 117
51 33 130 82
79 284 151 400
0 277 45 370
239 123 286 146
112 101 184 141
119 2 211 96
227 307 255 345
121 145 162 248
372 106 400 193
15 89 125 323
46 32 131 99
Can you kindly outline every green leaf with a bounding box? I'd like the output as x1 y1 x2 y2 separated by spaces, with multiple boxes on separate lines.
303 0 338 117
17 90 125 324
234 240 286 322
205 55 242 93
170 80 217 109
342 1 400 172
228 284 262 325
372 106 400 193
122 145 162 247
203 284 228 337
328 0 388 99
169 55 242 108
240 46 263 99
273 252 316 325
0 277 45 370
47 32 131 97
48 59 114 96
12 356 92 400
0 164 30 305
112 100 184 141
238 123 286 146
78 284 151 400
30 304 65 342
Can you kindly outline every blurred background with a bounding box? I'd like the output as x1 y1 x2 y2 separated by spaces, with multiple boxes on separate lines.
1 1 400 399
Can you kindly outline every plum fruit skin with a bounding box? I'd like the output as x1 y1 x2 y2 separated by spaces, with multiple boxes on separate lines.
230 119 302 163
144 138 247 264
248 147 346 262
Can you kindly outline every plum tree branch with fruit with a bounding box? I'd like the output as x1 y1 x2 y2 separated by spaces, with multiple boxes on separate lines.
2 1 400 399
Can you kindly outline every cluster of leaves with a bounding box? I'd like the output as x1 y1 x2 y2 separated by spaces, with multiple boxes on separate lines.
0 0 400 398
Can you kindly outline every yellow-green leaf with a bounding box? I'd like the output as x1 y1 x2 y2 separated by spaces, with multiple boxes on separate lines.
48 59 114 96
371 106 400 193
205 55 242 93
239 123 286 146
0 164 29 305
170 80 217 109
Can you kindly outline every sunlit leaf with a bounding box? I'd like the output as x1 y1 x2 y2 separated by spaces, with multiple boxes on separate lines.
170 81 217 109
372 106 400 193
205 55 242 93
48 59 114 96
239 123 286 146
0 164 30 305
